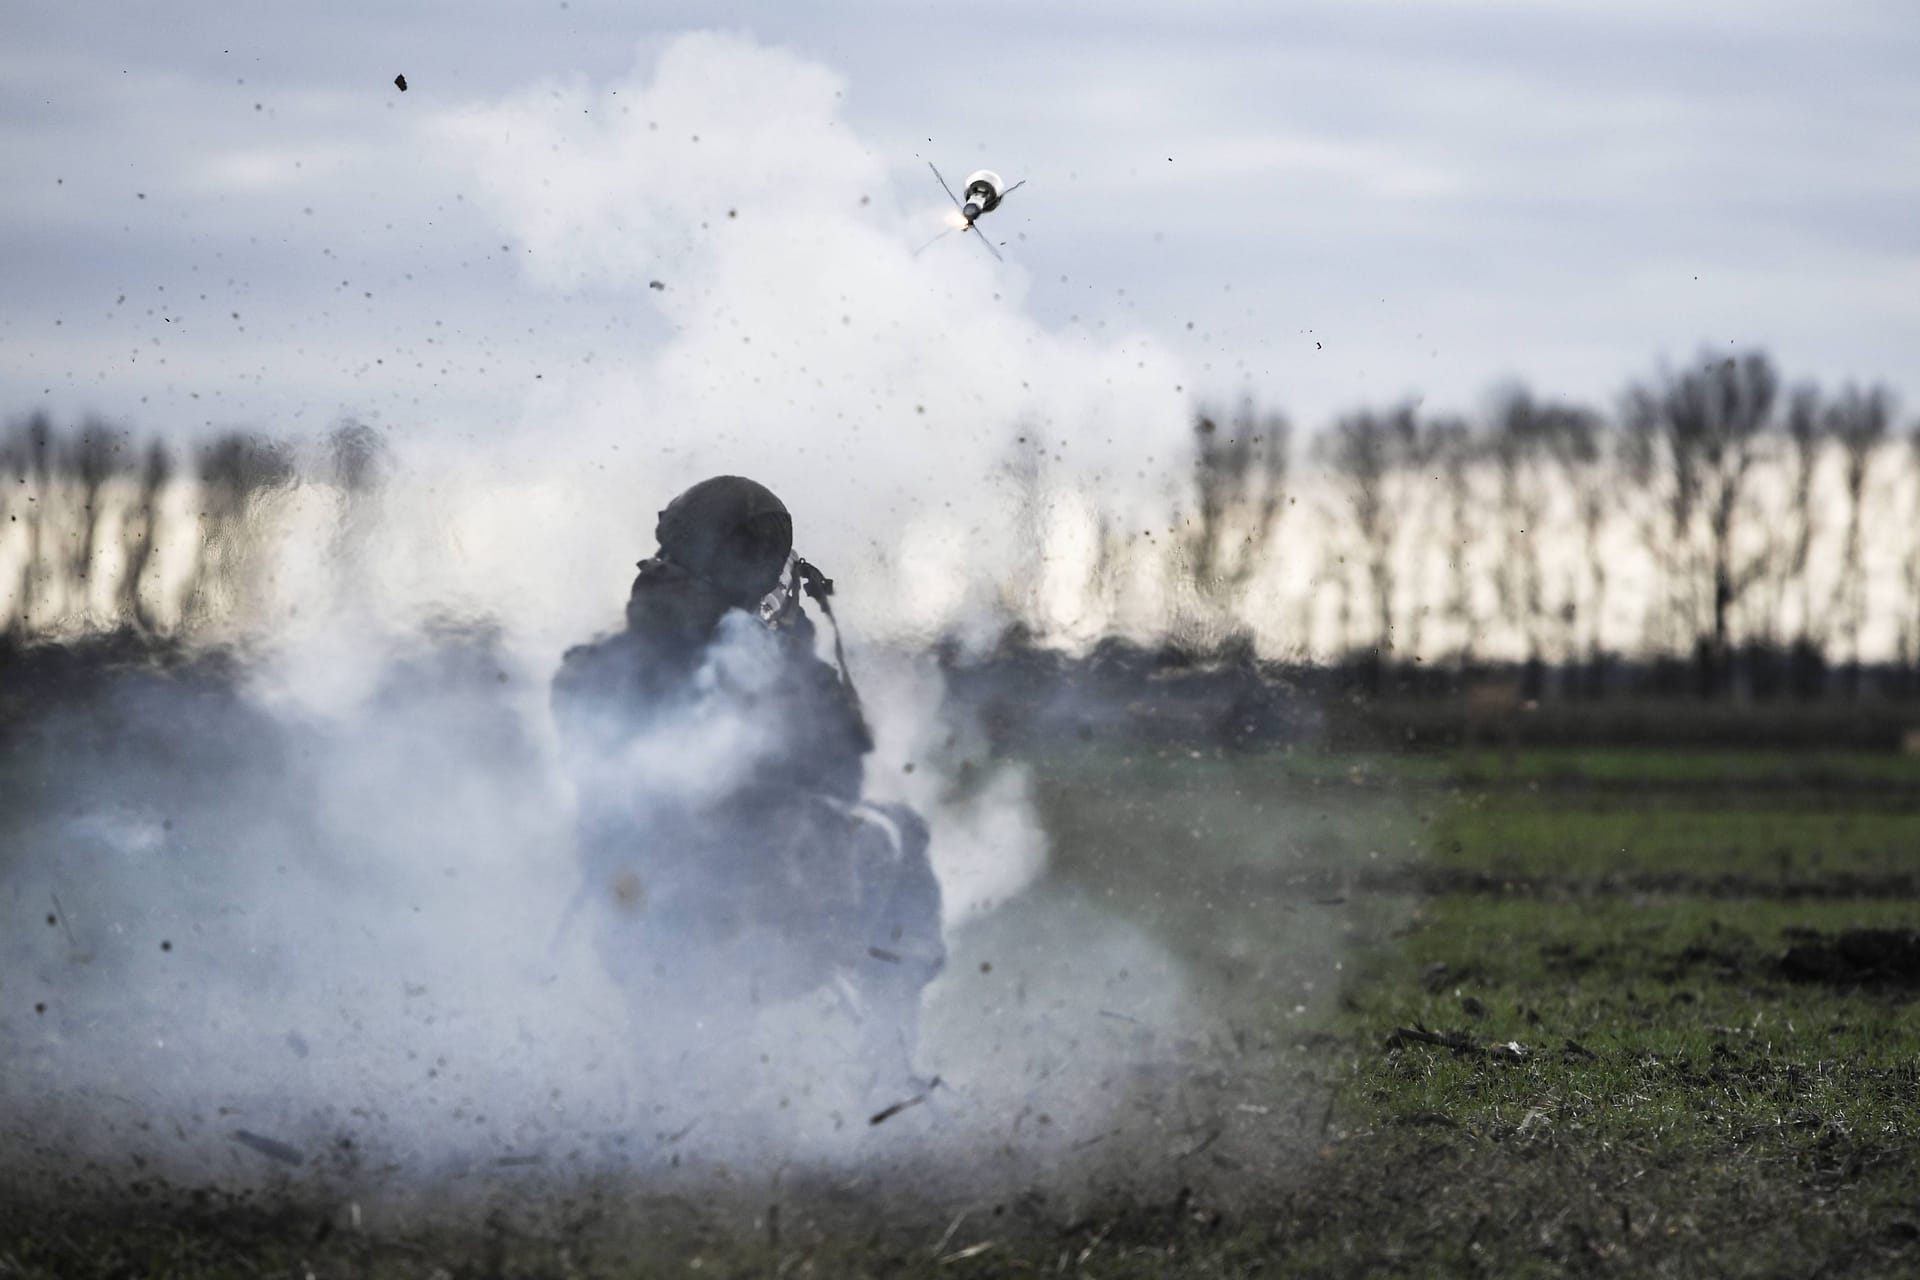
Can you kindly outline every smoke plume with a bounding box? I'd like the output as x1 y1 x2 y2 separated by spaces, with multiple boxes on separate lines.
0 32 1262 1228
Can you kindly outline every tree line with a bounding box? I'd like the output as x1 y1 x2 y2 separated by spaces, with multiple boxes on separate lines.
1085 349 1920 699
0 415 381 641
6 347 1920 703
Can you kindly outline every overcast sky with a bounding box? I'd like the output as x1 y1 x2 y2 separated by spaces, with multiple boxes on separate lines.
4 0 1917 444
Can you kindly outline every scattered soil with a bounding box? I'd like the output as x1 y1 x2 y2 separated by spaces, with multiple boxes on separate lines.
1778 929 1920 991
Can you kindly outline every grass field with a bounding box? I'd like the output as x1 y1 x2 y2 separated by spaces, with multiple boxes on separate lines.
1025 745 1920 1276
6 743 1919 1276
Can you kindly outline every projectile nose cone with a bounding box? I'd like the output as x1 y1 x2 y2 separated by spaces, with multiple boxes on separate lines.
963 202 981 221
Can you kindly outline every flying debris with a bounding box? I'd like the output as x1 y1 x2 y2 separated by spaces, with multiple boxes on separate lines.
919 163 1026 262
230 1129 305 1166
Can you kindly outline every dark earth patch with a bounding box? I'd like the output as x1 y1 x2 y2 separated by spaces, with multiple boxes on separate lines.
1779 928 1920 991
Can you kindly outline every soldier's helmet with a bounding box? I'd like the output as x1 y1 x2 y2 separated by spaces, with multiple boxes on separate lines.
655 475 794 606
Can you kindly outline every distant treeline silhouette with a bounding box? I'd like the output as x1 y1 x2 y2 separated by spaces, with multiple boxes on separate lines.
5 348 1920 706
1107 349 1920 701
1 415 381 641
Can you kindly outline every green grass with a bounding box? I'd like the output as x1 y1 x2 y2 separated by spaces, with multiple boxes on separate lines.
8 741 1920 1276
1443 745 1920 787
1034 742 1920 790
1348 895 1920 1142
1332 767 1920 1277
1019 741 1920 1275
1431 793 1920 881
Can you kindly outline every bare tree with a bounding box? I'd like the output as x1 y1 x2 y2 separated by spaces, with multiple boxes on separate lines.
1624 352 1779 696
181 431 296 628
1425 417 1480 669
1773 387 1827 657
1319 404 1418 682
0 425 21 637
1824 384 1892 691
1489 392 1546 667
1489 387 1596 685
62 421 123 612
4 415 56 634
1182 399 1290 632
1905 424 1920 680
1541 402 1611 690
1384 413 1466 668
988 425 1048 632
325 420 387 495
117 439 176 632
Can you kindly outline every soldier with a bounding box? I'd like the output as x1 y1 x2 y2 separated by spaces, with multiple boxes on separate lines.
551 476 944 1097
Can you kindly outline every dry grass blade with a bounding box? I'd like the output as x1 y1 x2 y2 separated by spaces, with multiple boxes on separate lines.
939 1241 995 1264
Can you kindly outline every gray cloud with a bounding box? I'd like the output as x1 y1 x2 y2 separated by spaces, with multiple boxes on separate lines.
3 1 1917 437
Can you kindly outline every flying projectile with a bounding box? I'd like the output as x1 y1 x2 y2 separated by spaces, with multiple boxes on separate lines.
918 163 1027 262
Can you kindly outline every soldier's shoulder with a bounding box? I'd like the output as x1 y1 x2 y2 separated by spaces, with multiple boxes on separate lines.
627 557 713 613
630 555 687 589
552 627 640 692
555 631 617 666
626 557 730 642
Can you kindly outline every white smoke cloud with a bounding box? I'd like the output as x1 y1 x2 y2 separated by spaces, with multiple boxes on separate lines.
1 31 1228 1217
402 30 1190 654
